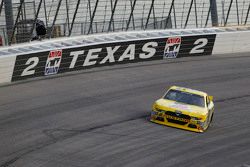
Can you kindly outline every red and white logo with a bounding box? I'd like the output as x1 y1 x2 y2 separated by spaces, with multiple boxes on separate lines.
45 50 62 75
163 37 181 58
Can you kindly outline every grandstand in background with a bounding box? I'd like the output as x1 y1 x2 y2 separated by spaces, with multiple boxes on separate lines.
0 0 249 45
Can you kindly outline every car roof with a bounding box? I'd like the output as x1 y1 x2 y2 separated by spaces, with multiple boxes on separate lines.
169 86 207 97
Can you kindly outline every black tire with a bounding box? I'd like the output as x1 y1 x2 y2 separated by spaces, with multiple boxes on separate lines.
207 113 214 130
210 113 214 125
204 112 213 131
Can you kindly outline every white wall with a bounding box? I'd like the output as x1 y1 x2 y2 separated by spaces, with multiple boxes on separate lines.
213 31 250 54
0 56 16 84
1 28 250 85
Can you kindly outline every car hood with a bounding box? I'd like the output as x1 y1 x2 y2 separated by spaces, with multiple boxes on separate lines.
155 99 207 117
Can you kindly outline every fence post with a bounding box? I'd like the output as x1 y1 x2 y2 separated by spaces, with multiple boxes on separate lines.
210 0 219 26
69 0 81 36
240 1 245 24
29 0 43 41
87 0 92 34
152 2 156 29
145 0 155 29
4 0 14 45
10 0 25 45
130 0 136 30
173 1 177 28
108 0 118 32
205 5 211 27
121 3 127 31
43 0 48 27
65 0 70 34
88 0 99 34
110 0 115 32
184 0 194 28
235 0 239 25
165 0 174 29
160 2 166 29
245 3 250 25
194 0 198 28
126 0 137 30
49 0 63 38
225 0 233 26
141 4 145 29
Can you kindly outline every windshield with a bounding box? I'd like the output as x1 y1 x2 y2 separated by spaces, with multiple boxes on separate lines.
164 89 205 107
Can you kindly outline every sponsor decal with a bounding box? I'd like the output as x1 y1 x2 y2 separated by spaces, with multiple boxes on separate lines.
163 37 181 58
63 41 159 71
165 115 189 122
45 50 62 75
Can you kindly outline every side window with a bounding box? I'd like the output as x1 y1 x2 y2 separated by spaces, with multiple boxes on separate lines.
206 96 210 107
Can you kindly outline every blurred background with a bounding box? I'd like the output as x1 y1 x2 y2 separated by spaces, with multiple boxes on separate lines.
0 0 249 46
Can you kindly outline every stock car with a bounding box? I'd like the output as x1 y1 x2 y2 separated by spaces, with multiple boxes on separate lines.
150 86 214 132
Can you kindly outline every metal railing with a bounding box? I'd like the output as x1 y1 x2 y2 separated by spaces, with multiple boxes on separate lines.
0 0 249 46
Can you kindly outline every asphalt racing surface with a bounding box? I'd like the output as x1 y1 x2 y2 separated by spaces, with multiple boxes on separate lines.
1 53 250 167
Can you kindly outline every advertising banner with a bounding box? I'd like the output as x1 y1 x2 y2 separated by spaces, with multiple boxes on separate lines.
12 34 216 81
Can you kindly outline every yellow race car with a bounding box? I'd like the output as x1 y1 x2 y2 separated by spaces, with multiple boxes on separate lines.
151 86 214 132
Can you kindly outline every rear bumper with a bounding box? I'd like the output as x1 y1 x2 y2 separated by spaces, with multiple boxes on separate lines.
150 115 204 133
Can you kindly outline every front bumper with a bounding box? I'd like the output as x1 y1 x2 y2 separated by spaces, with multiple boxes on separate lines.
150 111 205 133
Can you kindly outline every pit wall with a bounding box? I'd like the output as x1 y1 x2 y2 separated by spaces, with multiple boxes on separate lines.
0 28 249 85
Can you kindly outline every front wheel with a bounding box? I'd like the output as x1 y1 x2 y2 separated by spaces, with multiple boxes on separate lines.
205 113 214 131
202 112 213 131
209 113 214 126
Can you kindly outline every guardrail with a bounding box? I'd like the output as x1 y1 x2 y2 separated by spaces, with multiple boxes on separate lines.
0 27 250 85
